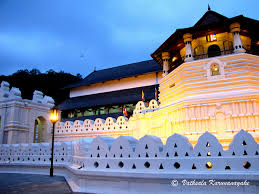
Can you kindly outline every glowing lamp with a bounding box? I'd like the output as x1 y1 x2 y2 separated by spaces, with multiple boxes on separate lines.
206 161 213 169
50 109 59 123
172 57 177 62
49 107 59 177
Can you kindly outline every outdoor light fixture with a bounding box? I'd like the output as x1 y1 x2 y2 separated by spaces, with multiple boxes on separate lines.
172 57 177 62
50 109 59 123
49 108 59 177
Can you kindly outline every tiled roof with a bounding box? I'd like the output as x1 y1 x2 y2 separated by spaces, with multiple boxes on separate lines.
151 10 259 66
194 10 228 27
64 60 162 89
58 84 159 110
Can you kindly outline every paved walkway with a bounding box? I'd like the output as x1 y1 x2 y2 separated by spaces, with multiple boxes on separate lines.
0 173 73 194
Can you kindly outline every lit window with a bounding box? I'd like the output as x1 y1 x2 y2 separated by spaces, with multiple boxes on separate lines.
207 34 217 42
211 63 220 76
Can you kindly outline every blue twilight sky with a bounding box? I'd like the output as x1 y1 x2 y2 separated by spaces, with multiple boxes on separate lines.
0 0 258 77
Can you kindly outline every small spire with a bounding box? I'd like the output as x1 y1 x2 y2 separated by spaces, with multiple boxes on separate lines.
208 4 211 11
94 67 96 72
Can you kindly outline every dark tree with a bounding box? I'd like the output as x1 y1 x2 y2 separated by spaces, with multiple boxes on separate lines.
0 69 82 105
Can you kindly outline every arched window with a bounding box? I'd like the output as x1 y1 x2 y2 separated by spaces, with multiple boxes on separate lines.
33 117 47 143
211 63 220 76
208 44 221 58
34 119 40 143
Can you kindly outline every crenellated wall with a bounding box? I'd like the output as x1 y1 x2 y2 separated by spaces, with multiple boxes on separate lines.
0 81 54 144
55 116 133 141
54 101 160 142
0 130 258 193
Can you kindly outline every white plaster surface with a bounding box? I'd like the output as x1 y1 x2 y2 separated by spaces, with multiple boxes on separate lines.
0 81 54 144
70 72 162 98
0 130 259 193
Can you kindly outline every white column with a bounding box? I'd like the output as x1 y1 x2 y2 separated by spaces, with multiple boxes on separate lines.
183 33 194 62
0 105 7 144
162 52 170 77
230 22 245 53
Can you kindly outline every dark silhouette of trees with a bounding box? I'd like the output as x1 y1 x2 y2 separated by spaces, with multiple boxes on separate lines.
0 69 82 105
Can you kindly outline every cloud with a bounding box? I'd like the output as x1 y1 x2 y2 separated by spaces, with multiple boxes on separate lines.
0 0 258 77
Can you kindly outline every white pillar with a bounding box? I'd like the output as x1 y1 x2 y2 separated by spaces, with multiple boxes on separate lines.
162 52 170 77
0 105 7 144
230 22 245 53
183 33 194 62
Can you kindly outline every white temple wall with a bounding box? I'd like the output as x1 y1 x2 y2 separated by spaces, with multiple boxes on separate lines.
70 72 162 98
0 81 54 144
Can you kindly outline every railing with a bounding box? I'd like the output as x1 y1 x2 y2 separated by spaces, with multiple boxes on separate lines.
193 48 259 60
0 129 258 171
54 100 159 136
194 49 234 60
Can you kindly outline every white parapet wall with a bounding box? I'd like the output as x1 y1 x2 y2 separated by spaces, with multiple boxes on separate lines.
54 100 159 142
55 116 133 141
0 129 259 193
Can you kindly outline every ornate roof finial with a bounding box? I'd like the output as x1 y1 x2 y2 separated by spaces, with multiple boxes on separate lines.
208 4 211 11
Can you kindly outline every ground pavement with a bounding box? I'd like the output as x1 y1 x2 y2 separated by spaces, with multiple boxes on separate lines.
0 173 74 194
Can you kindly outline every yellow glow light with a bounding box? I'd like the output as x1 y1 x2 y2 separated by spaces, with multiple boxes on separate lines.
206 162 213 169
50 109 59 123
172 57 177 62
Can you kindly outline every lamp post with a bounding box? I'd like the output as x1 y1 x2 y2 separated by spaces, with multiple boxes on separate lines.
49 108 58 177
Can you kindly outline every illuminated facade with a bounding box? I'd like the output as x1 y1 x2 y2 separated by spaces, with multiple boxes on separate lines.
131 53 259 148
55 10 259 148
131 10 259 147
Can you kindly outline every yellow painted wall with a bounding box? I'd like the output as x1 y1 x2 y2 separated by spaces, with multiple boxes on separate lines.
129 53 259 149
180 33 251 59
55 53 259 150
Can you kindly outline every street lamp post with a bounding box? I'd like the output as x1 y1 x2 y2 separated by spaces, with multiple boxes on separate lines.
49 108 58 177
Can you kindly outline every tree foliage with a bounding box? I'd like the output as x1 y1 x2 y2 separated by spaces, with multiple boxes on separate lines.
0 69 82 105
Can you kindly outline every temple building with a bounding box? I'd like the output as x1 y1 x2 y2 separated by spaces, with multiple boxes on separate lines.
58 60 162 121
55 9 259 148
132 9 259 146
